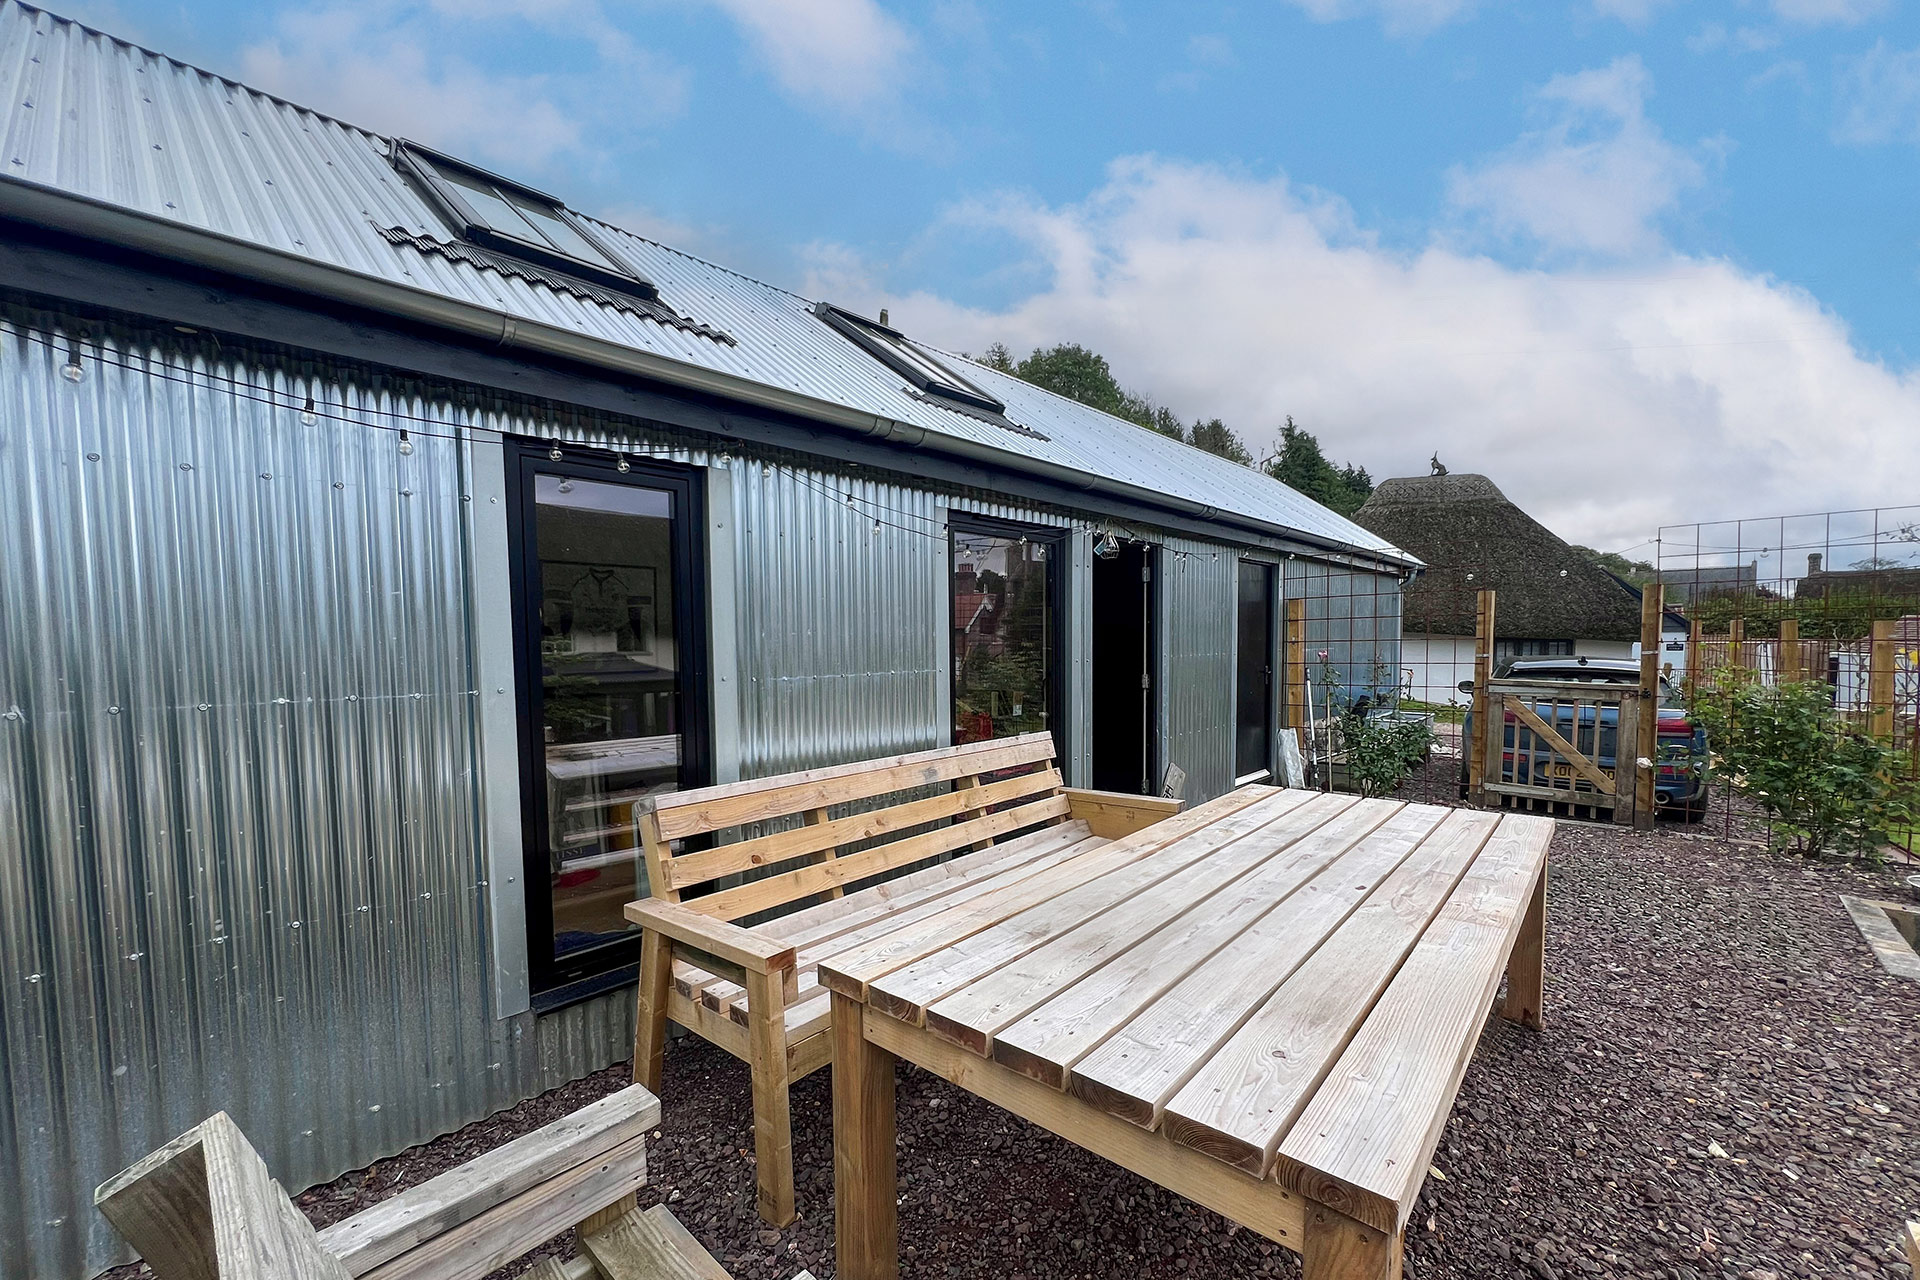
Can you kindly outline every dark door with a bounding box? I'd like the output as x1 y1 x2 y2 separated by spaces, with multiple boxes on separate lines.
1091 541 1156 793
1236 561 1277 782
509 444 709 998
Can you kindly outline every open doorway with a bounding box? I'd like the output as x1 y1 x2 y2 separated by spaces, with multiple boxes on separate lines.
1091 539 1156 794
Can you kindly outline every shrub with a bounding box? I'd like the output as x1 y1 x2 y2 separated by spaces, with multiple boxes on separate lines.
1691 674 1917 861
1338 711 1435 799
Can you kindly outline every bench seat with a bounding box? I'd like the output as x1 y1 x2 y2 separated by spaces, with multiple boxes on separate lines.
624 733 1182 1226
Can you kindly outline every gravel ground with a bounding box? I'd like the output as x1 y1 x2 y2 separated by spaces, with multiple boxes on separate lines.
109 820 1920 1280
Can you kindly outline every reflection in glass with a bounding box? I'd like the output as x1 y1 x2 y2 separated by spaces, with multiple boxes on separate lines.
534 474 679 961
951 528 1056 745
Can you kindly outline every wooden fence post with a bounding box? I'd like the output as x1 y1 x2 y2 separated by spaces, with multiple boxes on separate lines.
1687 617 1703 686
1728 617 1746 676
1779 618 1802 684
1634 585 1663 830
1469 590 1496 802
1284 597 1308 731
1868 618 1896 744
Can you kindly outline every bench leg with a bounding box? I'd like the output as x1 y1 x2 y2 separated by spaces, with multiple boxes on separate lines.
1303 1203 1402 1280
745 967 797 1227
633 930 672 1093
1500 859 1547 1031
832 992 897 1280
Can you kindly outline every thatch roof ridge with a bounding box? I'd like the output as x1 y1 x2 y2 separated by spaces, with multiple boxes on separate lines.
1352 472 1644 641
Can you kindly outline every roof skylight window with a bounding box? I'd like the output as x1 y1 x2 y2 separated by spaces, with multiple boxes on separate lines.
814 303 1008 417
394 140 657 299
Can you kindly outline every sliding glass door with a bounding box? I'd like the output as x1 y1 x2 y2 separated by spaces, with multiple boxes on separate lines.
949 516 1064 754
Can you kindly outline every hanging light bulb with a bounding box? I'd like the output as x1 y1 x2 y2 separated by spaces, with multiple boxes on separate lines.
557 478 575 494
615 454 630 473
397 429 414 456
548 441 563 462
60 349 83 382
871 517 882 534
299 395 318 426
845 492 856 507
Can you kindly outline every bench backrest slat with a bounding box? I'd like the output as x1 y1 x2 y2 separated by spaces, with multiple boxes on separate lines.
639 731 1065 921
650 733 1055 842
684 791 1072 921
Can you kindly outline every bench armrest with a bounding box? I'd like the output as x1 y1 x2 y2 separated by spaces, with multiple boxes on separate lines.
1061 788 1184 839
624 899 797 974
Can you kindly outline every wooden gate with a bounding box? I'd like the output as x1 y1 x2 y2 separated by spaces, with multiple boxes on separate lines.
1467 587 1662 830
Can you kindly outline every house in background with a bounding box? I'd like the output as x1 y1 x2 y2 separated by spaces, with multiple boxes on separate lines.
1353 473 1686 704
1654 561 1760 604
1797 552 1920 602
0 6 1416 1276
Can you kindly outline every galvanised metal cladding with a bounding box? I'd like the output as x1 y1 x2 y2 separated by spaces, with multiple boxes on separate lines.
1159 537 1238 802
0 312 637 1280
732 463 945 778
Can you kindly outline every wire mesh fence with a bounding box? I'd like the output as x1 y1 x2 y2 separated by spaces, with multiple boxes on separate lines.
1655 505 1920 859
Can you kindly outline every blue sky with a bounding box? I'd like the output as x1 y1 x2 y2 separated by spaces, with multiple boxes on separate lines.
64 0 1920 554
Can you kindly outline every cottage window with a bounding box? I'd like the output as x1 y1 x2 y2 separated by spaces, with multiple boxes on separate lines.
950 517 1064 754
395 141 657 298
509 445 709 999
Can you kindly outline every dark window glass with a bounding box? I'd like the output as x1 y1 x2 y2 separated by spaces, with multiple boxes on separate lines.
951 523 1059 747
531 473 681 967
416 150 630 276
1236 562 1276 781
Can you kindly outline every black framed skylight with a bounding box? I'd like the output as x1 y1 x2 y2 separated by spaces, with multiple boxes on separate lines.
394 140 658 300
814 303 1009 417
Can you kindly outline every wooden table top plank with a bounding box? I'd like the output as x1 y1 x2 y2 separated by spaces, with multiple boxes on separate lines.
1271 815 1553 1235
992 799 1440 1090
701 830 1107 1020
1066 804 1485 1131
1157 808 1502 1175
866 789 1323 1025
920 792 1368 1053
816 787 1281 1002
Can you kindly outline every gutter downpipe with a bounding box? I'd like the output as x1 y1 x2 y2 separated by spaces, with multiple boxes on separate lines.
0 179 1415 573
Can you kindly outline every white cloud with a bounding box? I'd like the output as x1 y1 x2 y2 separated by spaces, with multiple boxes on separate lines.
1836 41 1920 144
1446 56 1706 257
1278 0 1485 36
237 4 686 172
1771 0 1890 25
702 0 916 112
808 156 1920 551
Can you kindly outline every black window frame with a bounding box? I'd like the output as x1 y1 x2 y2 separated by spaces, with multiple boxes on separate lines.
814 303 1009 416
505 440 712 1004
947 513 1069 762
394 139 660 301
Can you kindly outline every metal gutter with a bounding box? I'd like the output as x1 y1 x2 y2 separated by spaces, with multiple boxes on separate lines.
0 177 1416 572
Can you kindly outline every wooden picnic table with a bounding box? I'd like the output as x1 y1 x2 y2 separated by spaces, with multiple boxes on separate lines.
817 785 1555 1280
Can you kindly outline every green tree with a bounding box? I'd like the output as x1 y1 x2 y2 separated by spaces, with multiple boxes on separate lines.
1572 545 1656 584
1262 418 1372 516
1012 344 1128 416
1187 417 1253 465
976 342 1016 373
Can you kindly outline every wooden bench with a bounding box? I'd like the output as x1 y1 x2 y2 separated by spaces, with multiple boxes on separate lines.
93 1084 808 1280
624 731 1182 1226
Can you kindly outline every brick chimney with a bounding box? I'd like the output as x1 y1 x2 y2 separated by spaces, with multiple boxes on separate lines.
1807 552 1822 575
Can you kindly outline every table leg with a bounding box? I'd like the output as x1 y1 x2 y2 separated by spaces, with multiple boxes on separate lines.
1303 1202 1403 1280
833 992 898 1280
1500 857 1547 1031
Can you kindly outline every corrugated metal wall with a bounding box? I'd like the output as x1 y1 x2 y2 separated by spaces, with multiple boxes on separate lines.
1159 536 1238 802
0 300 1404 1279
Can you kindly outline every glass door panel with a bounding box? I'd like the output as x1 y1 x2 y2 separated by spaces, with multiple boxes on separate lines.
529 471 682 976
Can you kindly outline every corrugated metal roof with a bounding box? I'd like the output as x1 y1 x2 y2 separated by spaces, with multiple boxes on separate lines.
0 0 1411 564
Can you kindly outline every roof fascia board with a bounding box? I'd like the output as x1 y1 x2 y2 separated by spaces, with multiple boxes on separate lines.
0 182 1414 572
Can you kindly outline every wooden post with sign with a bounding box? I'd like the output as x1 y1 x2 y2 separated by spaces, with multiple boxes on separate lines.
1469 590 1497 803
1868 618 1896 744
1634 585 1664 830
